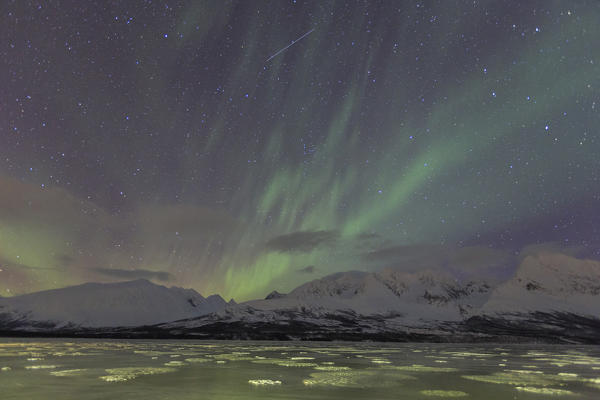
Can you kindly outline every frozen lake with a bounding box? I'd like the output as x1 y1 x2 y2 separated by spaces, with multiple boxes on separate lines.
0 339 599 399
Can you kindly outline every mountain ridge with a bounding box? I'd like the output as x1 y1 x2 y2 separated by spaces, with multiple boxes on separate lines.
0 251 598 343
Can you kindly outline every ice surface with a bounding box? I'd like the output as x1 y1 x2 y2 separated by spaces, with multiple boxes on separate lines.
0 340 599 399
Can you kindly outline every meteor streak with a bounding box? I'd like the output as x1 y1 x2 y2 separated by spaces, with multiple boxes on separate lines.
265 28 315 62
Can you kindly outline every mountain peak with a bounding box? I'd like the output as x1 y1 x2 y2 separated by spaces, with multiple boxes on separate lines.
265 290 286 300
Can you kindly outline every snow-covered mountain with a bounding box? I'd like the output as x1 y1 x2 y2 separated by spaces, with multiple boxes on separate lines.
241 251 598 322
1 252 598 343
482 252 600 316
0 279 231 329
155 252 599 343
240 268 491 322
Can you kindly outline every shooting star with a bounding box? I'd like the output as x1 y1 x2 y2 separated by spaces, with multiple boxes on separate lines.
265 28 315 62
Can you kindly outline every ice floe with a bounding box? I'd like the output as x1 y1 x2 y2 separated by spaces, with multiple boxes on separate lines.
50 369 87 377
248 379 282 386
515 386 576 395
382 364 458 372
462 371 553 386
99 367 176 382
420 390 469 397
25 365 58 370
303 370 415 388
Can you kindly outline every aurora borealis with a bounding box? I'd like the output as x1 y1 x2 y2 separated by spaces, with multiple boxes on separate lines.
1 1 599 301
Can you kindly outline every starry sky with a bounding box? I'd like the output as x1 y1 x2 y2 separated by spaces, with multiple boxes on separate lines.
1 1 599 300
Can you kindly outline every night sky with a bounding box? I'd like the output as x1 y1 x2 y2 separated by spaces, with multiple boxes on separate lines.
2 1 599 300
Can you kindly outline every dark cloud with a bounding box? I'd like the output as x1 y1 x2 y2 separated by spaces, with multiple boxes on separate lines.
94 268 173 282
297 265 316 274
356 232 381 240
265 230 339 253
353 232 383 249
55 254 75 267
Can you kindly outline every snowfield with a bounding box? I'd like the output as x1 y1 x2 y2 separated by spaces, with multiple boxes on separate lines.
0 279 231 328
